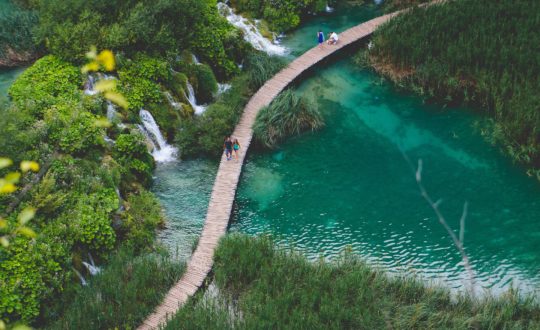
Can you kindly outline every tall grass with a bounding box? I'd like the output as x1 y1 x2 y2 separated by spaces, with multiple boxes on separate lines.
44 246 184 330
253 89 324 148
369 0 540 178
165 234 540 329
0 3 38 65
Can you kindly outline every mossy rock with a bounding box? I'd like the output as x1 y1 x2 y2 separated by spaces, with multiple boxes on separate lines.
179 102 195 118
147 102 180 143
170 72 189 100
191 64 218 104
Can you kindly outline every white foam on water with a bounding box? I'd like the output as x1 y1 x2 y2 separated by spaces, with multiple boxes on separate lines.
217 2 288 56
138 109 178 163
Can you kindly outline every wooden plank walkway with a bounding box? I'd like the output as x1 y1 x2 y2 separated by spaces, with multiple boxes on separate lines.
138 10 402 330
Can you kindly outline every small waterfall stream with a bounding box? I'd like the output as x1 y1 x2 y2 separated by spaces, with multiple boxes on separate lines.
217 2 287 56
165 91 182 110
185 82 207 115
138 109 178 163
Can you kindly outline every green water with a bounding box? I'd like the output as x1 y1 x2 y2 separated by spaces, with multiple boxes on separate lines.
154 4 540 295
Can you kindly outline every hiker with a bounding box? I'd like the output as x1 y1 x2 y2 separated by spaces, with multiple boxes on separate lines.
327 31 339 45
317 30 325 49
224 136 233 160
233 138 241 160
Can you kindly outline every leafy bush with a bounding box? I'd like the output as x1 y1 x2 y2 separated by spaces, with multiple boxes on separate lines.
46 246 184 330
117 55 170 111
33 0 240 79
114 133 155 188
166 234 540 329
72 190 118 253
119 191 165 251
254 89 323 148
8 55 81 117
230 0 327 32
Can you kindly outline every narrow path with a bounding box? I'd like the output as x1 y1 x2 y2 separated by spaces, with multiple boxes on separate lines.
139 10 401 330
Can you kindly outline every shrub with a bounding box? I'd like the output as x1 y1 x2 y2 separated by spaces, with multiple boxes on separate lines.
8 55 81 117
117 55 170 111
114 133 155 188
119 191 165 251
254 89 323 148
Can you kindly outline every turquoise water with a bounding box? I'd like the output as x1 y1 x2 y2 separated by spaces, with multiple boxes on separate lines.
0 67 24 99
230 59 540 295
154 4 540 295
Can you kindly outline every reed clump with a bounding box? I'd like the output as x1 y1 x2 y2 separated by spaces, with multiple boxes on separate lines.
165 234 540 329
254 89 324 148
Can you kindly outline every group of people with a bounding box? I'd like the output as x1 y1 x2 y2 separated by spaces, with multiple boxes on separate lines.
317 30 339 48
223 136 240 161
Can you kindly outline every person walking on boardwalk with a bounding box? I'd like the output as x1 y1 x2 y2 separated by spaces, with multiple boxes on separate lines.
317 30 325 49
224 136 233 161
233 138 241 160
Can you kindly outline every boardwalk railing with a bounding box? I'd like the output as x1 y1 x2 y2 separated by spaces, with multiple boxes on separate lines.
138 10 401 330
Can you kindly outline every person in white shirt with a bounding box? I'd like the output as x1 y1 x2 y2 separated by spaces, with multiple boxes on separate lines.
327 31 339 45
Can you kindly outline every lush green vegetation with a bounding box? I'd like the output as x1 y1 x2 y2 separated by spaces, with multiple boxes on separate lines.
176 53 286 157
32 0 248 80
0 0 268 324
367 0 540 179
230 0 328 32
166 234 540 329
0 54 166 324
45 246 183 330
254 89 323 148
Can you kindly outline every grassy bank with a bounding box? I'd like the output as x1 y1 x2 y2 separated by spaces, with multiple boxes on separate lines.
365 0 540 180
165 234 540 329
45 246 184 330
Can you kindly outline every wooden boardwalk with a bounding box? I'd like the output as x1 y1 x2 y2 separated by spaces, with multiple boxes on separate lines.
138 10 401 330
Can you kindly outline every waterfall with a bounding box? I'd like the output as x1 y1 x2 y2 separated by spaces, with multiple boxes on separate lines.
165 91 182 110
217 83 232 95
325 4 335 13
84 75 98 95
106 102 118 121
138 109 178 163
217 2 287 56
82 253 101 276
185 82 207 115
192 54 201 65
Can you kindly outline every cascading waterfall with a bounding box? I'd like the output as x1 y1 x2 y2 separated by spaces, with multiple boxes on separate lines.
192 54 201 65
217 2 287 56
84 74 98 95
138 109 178 163
106 102 118 121
325 4 335 13
165 91 182 110
185 82 207 115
